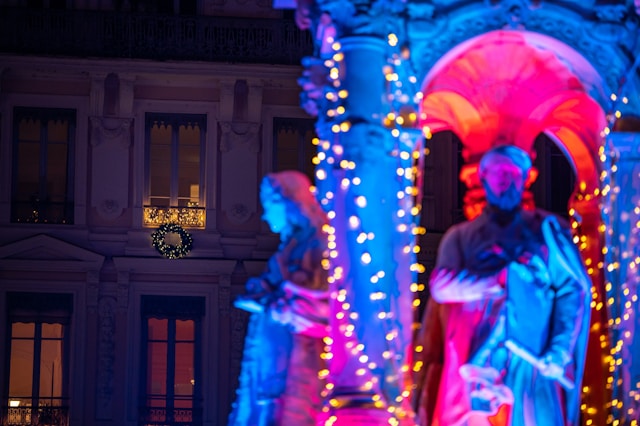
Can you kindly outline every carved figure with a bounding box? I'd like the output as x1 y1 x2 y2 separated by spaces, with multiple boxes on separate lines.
413 145 590 426
229 170 329 426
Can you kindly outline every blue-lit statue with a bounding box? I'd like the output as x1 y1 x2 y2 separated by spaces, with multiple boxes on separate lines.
414 145 591 426
229 170 329 426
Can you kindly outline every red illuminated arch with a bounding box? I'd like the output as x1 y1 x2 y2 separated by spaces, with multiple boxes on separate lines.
418 29 605 218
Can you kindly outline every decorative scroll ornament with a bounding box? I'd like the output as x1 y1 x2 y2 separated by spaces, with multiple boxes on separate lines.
151 223 193 259
90 117 133 148
219 121 261 152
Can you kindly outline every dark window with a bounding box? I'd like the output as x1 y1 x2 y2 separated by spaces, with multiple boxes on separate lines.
419 130 465 234
49 0 67 9
272 117 317 182
179 0 197 15
26 0 45 8
24 0 68 8
4 292 72 426
139 296 204 426
11 107 76 224
150 0 198 15
531 134 575 218
145 113 206 209
454 135 466 224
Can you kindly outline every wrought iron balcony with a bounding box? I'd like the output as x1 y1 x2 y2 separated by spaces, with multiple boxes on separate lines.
2 405 69 426
139 406 202 426
0 7 313 65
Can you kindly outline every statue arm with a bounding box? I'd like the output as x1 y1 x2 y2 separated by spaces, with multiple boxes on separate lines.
270 236 330 336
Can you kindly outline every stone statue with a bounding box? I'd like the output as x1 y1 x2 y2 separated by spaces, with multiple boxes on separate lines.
229 170 329 426
413 145 591 426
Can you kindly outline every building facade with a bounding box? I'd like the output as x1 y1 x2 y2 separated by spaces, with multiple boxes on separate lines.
1 1 639 426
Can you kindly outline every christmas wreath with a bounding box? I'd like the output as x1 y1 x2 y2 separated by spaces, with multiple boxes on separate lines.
151 223 193 259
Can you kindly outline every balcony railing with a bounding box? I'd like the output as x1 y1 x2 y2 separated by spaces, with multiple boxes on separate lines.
0 7 313 65
143 206 205 228
2 405 69 426
139 406 202 426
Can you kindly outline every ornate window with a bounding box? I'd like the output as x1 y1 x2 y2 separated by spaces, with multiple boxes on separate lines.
272 117 316 181
11 107 76 224
4 292 72 426
139 296 204 426
144 113 206 228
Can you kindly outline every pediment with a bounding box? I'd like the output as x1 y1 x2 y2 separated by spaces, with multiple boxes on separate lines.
0 234 104 272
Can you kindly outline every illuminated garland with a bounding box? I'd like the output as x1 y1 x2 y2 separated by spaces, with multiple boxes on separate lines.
311 32 425 425
151 223 193 259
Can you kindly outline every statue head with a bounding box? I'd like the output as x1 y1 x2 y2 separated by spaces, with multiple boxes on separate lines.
478 145 532 211
260 171 326 238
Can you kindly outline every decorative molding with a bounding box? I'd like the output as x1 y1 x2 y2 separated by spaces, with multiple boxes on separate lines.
404 1 636 111
98 199 122 219
228 203 251 223
87 270 100 310
116 271 130 310
90 116 133 148
96 296 116 420
316 0 406 38
219 274 231 317
90 116 132 221
229 294 250 382
90 74 107 117
0 234 105 273
219 121 261 153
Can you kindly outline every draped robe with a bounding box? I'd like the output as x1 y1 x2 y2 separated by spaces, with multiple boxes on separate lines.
414 208 590 426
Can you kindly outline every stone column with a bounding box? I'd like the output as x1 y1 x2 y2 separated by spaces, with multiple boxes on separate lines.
602 132 640 424
305 18 420 426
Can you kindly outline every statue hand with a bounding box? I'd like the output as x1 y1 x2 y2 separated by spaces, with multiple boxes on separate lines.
269 298 329 337
539 351 567 380
470 244 509 277
233 278 274 313
512 253 550 284
269 280 329 337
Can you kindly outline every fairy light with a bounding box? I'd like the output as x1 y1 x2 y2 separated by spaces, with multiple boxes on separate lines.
311 25 430 425
596 88 640 425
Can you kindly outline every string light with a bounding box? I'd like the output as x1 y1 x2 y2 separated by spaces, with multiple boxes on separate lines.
311 30 427 425
595 88 640 425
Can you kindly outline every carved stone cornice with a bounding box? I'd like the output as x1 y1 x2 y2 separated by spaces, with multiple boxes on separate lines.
314 0 406 38
404 1 638 110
